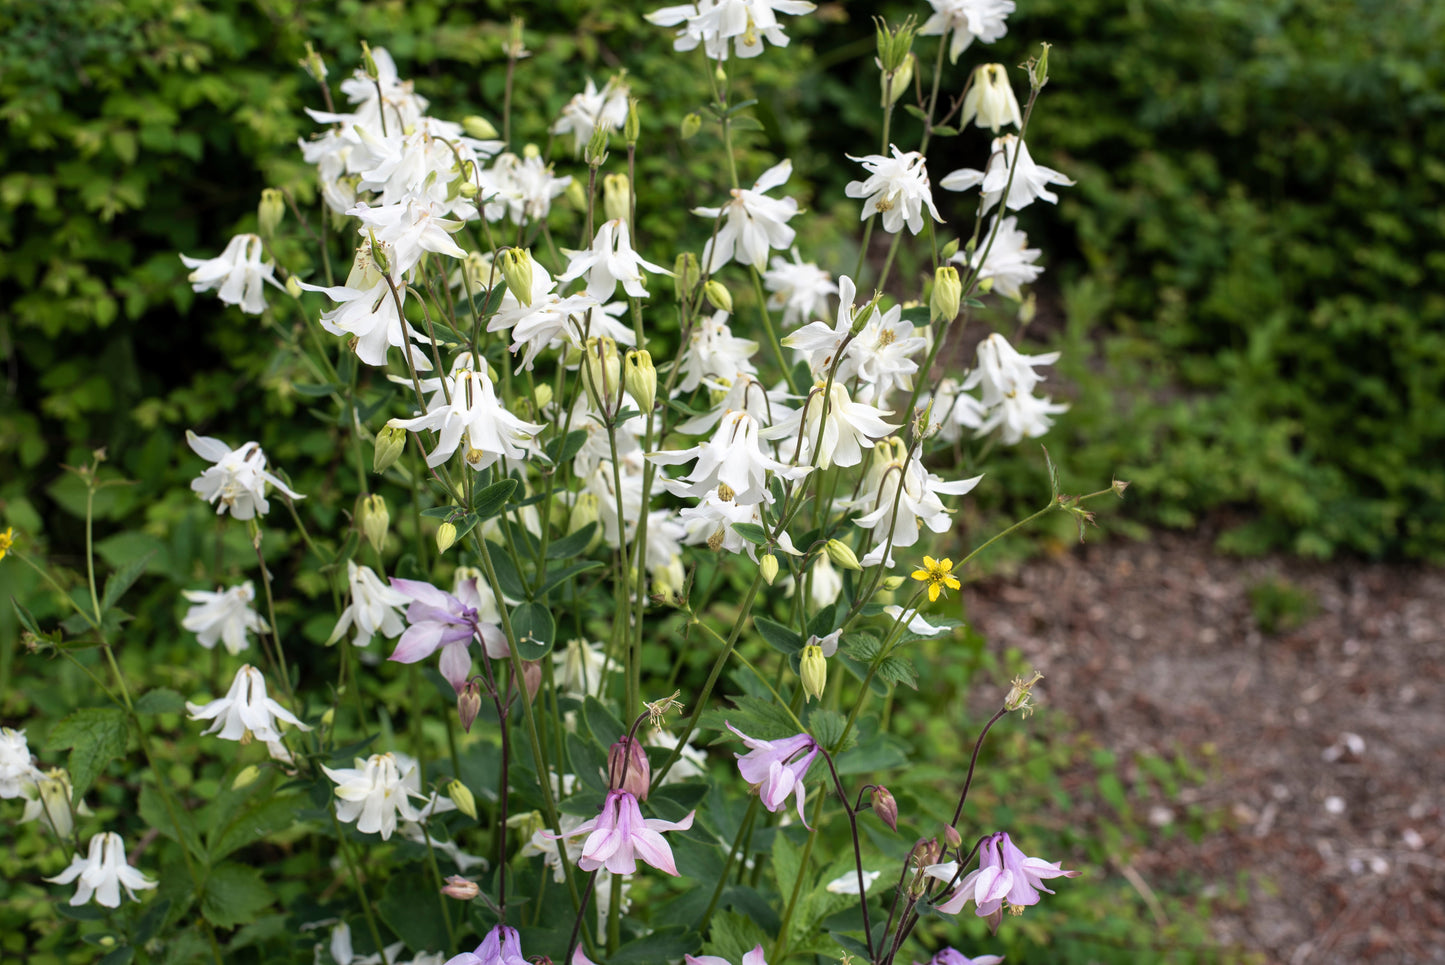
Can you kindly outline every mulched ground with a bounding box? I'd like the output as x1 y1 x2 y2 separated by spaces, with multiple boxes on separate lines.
962 527 1445 964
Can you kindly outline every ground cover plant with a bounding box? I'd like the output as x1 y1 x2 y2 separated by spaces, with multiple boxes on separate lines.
0 3 1185 964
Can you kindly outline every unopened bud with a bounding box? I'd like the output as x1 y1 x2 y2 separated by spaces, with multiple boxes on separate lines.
800 644 827 702
1018 291 1037 324
607 736 651 800
1031 42 1051 92
232 765 262 790
759 553 779 586
825 539 863 572
285 275 303 298
564 178 587 211
624 349 656 415
584 123 610 167
880 52 915 107
673 252 700 300
441 875 480 900
703 279 732 313
520 660 543 702
680 112 702 140
358 494 389 550
582 336 622 413
943 825 963 849
374 424 408 473
507 16 528 60
931 266 962 324
872 786 898 831
624 97 640 146
463 115 500 140
300 42 328 82
258 188 285 238
568 493 601 551
498 248 535 306
436 521 458 554
882 575 906 591
940 237 960 261
458 680 483 733
321 707 335 729
534 382 554 411
603 173 631 226
448 779 478 820
359 41 379 80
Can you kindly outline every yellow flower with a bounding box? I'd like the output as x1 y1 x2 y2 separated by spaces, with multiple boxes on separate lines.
0 527 13 562
910 555 960 602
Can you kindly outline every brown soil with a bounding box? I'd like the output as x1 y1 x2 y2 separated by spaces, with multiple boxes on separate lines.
963 528 1445 964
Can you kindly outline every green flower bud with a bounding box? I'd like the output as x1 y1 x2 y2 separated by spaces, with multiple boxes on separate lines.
759 553 779 586
582 336 622 414
874 16 917 73
498 248 535 306
673 252 700 300
568 493 601 552
931 265 962 324
448 779 478 820
625 97 641 146
300 42 328 82
603 173 631 226
880 52 915 107
939 237 960 261
584 123 610 167
284 275 303 298
826 539 863 572
232 765 262 790
800 644 827 702
373 424 408 473
1031 42 1051 92
258 188 285 238
436 521 458 554
463 115 500 140
624 349 657 416
680 112 703 140
360 41 379 80
703 279 733 313
358 494 389 550
534 382 554 411
882 575 906 591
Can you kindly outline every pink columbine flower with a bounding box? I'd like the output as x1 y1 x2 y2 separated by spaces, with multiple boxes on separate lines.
544 789 695 875
914 949 1003 965
388 577 507 693
933 831 1078 932
726 723 819 825
688 944 769 965
444 924 528 965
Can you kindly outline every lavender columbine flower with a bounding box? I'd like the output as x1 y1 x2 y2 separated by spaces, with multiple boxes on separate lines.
388 578 506 693
444 924 528 965
687 945 770 965
932 831 1078 931
545 788 695 875
726 723 820 824
915 950 1003 965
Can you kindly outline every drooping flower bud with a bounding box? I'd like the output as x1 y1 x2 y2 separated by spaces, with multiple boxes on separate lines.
533 382 554 411
703 279 733 313
673 252 700 300
232 765 262 791
568 493 602 551
436 522 458 554
825 539 863 572
358 494 389 550
360 41 380 80
520 660 543 703
258 188 285 239
582 336 622 414
624 349 656 416
607 736 651 800
961 63 1023 133
448 779 478 820
498 248 535 306
800 644 827 702
463 115 500 140
680 112 702 140
931 265 962 324
441 875 480 900
759 553 779 586
373 424 408 473
942 824 963 849
458 680 483 733
603 173 631 226
872 786 898 831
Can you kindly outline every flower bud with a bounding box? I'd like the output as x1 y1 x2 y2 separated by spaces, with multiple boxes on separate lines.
939 237 960 261
624 97 641 146
582 336 622 414
568 493 602 551
800 644 827 702
498 248 535 306
703 279 733 313
463 115 500 140
931 266 962 324
607 736 651 800
680 112 702 140
232 765 262 790
872 786 898 831
358 494 389 550
880 52 915 107
1018 291 1037 325
603 173 631 226
458 680 483 733
507 16 528 60
520 660 543 702
673 252 700 300
624 349 656 416
584 123 610 167
436 521 458 554
961 64 1023 133
441 875 480 900
874 16 917 73
1031 42 1051 92
285 275 303 298
360 41 379 80
825 539 863 572
534 382 554 411
943 824 963 849
321 707 335 729
258 188 285 238
882 575 906 591
300 42 328 82
374 424 408 473
564 178 587 211
448 779 478 820
759 553 779 586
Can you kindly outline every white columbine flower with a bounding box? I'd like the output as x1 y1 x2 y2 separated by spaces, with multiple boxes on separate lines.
44 832 157 908
959 215 1042 299
328 561 411 647
940 134 1075 214
961 63 1022 132
347 199 467 276
649 410 810 506
846 146 943 235
557 220 670 301
553 76 630 155
298 245 429 368
0 727 40 798
693 159 800 272
186 665 310 763
479 152 572 225
962 333 1069 444
647 0 817 61
849 438 983 550
387 368 546 471
767 381 898 470
919 0 1016 64
843 299 927 405
179 233 284 315
763 251 838 327
676 310 759 393
782 274 859 380
678 488 800 559
181 582 265 656
186 431 304 520
322 752 425 841
554 639 620 699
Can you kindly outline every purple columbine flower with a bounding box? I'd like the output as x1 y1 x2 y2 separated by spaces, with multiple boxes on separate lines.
387 578 505 693
544 789 695 876
726 723 820 825
933 831 1078 932
444 924 527 965
915 949 1003 965
687 944 769 965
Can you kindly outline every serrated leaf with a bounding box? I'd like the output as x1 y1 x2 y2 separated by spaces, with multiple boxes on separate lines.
698 695 796 741
730 522 767 546
208 793 304 862
840 632 880 661
835 733 908 775
876 654 918 690
611 926 697 963
47 706 128 802
140 782 205 861
755 616 802 655
806 708 847 750
473 478 519 520
134 688 185 715
511 602 555 660
100 550 153 612
201 863 273 929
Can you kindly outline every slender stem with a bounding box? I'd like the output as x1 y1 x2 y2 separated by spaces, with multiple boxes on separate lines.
701 797 761 931
771 791 825 960
819 747 875 959
949 707 1009 828
334 814 392 963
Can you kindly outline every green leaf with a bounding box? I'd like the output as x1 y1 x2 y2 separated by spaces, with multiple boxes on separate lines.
201 863 273 929
546 523 597 559
839 632 880 661
806 707 847 750
140 782 205 861
471 281 508 319
379 873 451 953
583 695 625 747
100 550 153 612
473 477 519 520
931 124 959 137
830 932 873 961
755 616 802 655
12 597 41 634
421 505 463 520
487 542 529 600
835 733 908 775
610 926 697 963
134 688 185 715
567 732 608 794
876 654 918 690
545 430 589 465
902 104 929 122
209 793 303 862
47 706 128 802
699 695 796 741
97 947 134 965
730 522 768 545
539 560 604 596
511 602 555 660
